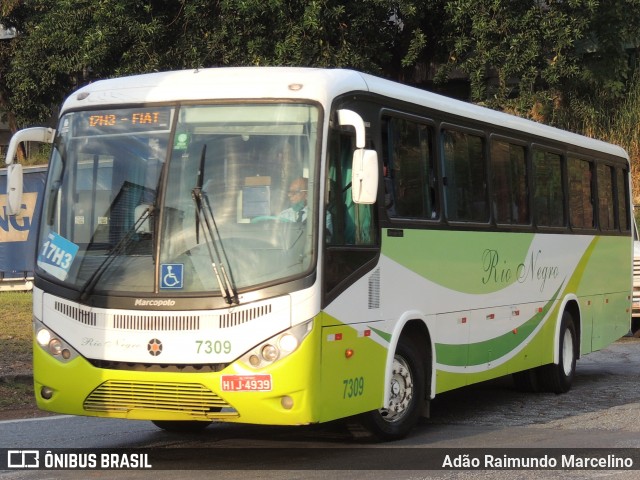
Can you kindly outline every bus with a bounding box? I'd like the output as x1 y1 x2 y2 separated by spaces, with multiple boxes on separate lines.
5 67 632 440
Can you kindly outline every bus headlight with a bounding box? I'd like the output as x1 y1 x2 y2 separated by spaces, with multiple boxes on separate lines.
241 320 313 369
261 344 279 362
34 319 78 363
48 338 63 356
36 328 52 346
278 333 299 353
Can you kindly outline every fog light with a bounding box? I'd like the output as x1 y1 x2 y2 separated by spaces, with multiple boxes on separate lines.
61 349 71 360
281 396 294 410
249 355 261 367
41 386 54 400
261 344 279 362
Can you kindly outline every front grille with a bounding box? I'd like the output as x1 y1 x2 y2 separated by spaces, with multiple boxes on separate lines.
113 314 200 331
52 297 278 331
55 301 97 326
84 380 238 419
219 304 272 328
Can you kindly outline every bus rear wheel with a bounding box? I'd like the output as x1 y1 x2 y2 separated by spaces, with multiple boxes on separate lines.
151 420 212 432
359 336 426 441
538 310 577 394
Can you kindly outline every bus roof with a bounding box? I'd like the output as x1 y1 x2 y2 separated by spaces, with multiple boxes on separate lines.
64 67 628 160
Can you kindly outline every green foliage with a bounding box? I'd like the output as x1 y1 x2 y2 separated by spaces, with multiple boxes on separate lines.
2 0 640 187
557 72 640 202
435 1 594 113
2 0 405 126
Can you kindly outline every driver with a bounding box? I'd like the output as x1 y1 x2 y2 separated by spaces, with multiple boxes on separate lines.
279 177 333 241
279 177 308 223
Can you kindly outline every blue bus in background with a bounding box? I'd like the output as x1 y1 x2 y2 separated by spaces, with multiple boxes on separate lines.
0 165 46 290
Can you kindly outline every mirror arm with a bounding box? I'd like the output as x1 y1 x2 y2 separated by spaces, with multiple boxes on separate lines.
5 127 55 165
337 110 366 149
5 127 55 215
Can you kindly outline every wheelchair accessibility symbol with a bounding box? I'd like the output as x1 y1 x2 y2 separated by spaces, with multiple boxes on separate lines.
160 264 184 289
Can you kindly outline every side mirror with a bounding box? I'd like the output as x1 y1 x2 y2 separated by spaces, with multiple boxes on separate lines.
4 127 55 215
336 109 379 205
352 148 379 204
6 163 24 215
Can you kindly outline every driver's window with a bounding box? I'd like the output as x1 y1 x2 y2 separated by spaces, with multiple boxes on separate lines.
326 133 377 246
324 130 379 301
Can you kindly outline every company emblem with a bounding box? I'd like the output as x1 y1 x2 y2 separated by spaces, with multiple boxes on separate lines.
147 339 163 356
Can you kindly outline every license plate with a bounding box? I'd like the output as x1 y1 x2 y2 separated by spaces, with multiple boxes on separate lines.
220 374 272 392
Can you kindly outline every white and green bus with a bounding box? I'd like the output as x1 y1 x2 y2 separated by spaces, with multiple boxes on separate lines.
5 68 632 440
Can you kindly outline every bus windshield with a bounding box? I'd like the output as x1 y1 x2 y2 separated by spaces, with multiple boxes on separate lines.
37 103 320 297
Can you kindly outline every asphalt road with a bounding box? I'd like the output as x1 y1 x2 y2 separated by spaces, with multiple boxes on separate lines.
1 337 639 479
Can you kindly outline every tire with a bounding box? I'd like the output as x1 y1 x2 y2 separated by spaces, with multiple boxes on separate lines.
631 317 640 337
512 367 540 393
538 310 577 394
151 420 212 432
359 336 426 441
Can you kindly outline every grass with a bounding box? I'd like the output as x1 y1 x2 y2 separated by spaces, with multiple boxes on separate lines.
0 291 33 362
0 380 34 410
0 291 35 411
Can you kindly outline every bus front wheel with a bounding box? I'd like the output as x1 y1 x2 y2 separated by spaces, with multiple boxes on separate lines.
538 310 577 394
359 336 426 441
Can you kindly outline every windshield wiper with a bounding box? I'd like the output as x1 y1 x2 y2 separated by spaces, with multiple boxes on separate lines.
192 145 239 305
78 205 152 301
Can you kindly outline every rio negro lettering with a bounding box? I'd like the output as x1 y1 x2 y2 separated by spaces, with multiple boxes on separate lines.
482 248 559 292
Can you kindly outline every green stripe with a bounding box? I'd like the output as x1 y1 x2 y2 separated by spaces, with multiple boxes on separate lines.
435 283 561 367
369 326 392 343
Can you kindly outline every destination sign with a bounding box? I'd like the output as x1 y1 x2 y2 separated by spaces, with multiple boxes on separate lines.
76 108 172 135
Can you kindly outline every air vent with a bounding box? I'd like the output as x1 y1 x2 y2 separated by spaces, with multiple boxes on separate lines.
55 301 97 326
219 304 272 328
113 315 200 331
83 380 238 420
368 268 380 309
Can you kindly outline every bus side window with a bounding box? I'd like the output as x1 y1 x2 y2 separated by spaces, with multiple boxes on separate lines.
443 129 488 223
597 163 615 231
491 140 529 225
382 115 437 220
533 149 564 227
616 168 630 231
568 157 594 229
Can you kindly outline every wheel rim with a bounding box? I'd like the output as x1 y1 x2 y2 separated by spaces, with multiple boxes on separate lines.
381 354 414 423
561 328 574 376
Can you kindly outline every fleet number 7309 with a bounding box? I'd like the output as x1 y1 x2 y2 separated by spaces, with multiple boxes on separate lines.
195 340 232 354
343 376 365 399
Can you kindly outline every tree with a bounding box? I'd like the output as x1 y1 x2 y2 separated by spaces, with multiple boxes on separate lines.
3 0 412 126
2 0 640 135
1 0 34 159
424 0 640 130
426 1 593 117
